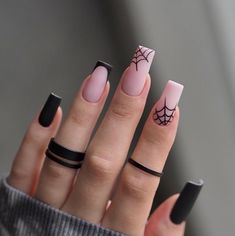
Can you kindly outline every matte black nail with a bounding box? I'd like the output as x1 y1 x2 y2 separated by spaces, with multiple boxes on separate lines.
170 179 204 224
38 93 62 127
93 60 113 76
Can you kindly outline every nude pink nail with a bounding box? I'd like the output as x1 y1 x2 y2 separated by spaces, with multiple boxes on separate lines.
153 80 184 126
83 61 112 103
122 45 155 96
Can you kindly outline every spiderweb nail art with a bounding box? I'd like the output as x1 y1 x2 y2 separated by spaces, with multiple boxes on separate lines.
153 98 176 126
131 46 154 71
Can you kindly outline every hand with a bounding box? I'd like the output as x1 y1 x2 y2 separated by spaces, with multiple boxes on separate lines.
7 45 196 236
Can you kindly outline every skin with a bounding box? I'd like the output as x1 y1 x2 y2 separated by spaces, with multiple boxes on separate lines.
7 69 185 236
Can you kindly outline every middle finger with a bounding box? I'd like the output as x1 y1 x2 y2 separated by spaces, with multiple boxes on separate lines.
62 45 155 223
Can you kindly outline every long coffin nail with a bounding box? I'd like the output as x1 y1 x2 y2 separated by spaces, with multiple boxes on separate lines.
170 180 204 224
38 93 62 127
153 80 184 126
122 45 155 96
82 60 112 103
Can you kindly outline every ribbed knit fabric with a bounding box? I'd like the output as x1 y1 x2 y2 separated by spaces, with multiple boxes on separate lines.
0 178 125 236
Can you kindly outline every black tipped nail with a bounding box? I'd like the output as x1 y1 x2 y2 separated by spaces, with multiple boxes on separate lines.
38 93 62 127
170 179 204 224
93 60 113 76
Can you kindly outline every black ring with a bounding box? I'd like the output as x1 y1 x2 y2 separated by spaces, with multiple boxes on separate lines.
46 150 82 169
128 158 163 177
48 138 85 162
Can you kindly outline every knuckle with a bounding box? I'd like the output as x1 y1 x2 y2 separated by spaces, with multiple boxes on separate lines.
142 130 162 147
45 160 67 179
23 125 48 153
68 104 95 127
9 167 29 182
121 171 150 200
85 154 113 180
109 98 144 120
24 126 40 144
142 126 173 150
69 111 89 127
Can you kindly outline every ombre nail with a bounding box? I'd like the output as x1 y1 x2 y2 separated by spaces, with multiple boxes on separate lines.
122 45 155 96
153 80 184 126
38 93 62 127
83 60 112 103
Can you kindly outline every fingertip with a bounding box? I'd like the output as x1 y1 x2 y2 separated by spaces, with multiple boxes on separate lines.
145 194 185 236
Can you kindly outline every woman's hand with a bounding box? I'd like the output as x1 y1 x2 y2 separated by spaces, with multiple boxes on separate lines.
6 45 198 236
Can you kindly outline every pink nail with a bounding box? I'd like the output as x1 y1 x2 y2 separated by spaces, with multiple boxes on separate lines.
122 45 155 96
153 80 184 126
83 61 112 103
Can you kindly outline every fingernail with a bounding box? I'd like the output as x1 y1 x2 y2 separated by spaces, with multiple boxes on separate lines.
82 60 112 103
170 180 204 224
122 45 155 96
38 93 62 127
153 80 184 126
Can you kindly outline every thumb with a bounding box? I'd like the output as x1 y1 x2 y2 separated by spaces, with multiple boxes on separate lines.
145 194 185 236
144 180 203 236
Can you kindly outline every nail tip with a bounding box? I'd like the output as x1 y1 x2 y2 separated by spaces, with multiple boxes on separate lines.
170 214 182 225
167 80 184 90
138 44 155 53
93 60 113 76
187 179 204 187
50 92 62 101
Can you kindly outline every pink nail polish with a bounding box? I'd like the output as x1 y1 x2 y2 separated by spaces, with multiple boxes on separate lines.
83 61 112 103
153 80 184 126
122 45 155 96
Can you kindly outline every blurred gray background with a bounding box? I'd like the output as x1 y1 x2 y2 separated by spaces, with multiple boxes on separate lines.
1 1 235 235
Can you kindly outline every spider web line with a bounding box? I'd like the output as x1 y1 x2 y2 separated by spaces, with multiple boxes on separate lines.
153 98 176 126
131 46 154 71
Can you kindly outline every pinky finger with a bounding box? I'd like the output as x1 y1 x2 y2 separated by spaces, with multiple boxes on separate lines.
7 93 62 195
145 180 203 236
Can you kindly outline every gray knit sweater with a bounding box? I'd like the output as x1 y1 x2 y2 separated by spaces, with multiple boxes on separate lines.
0 177 125 236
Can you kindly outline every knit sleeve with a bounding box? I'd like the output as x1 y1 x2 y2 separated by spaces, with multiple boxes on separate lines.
0 177 125 236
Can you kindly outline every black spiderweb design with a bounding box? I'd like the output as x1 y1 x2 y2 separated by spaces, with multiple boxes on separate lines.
131 46 154 71
153 98 176 126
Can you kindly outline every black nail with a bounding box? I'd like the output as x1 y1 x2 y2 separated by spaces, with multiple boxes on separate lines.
38 93 62 127
170 179 204 224
93 60 113 76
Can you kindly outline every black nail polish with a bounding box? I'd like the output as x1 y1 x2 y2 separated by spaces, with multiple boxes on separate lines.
170 180 204 224
38 93 62 127
93 60 113 76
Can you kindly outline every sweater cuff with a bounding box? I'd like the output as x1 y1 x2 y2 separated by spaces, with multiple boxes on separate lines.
0 178 125 236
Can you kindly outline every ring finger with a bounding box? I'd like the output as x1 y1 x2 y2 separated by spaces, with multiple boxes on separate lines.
35 61 112 207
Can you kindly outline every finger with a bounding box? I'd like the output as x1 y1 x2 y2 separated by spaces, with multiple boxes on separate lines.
145 194 186 236
62 45 155 223
35 61 112 207
145 180 203 236
102 80 184 235
7 93 62 195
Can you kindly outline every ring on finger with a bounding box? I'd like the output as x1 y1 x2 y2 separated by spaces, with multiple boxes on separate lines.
46 138 85 169
128 158 164 177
